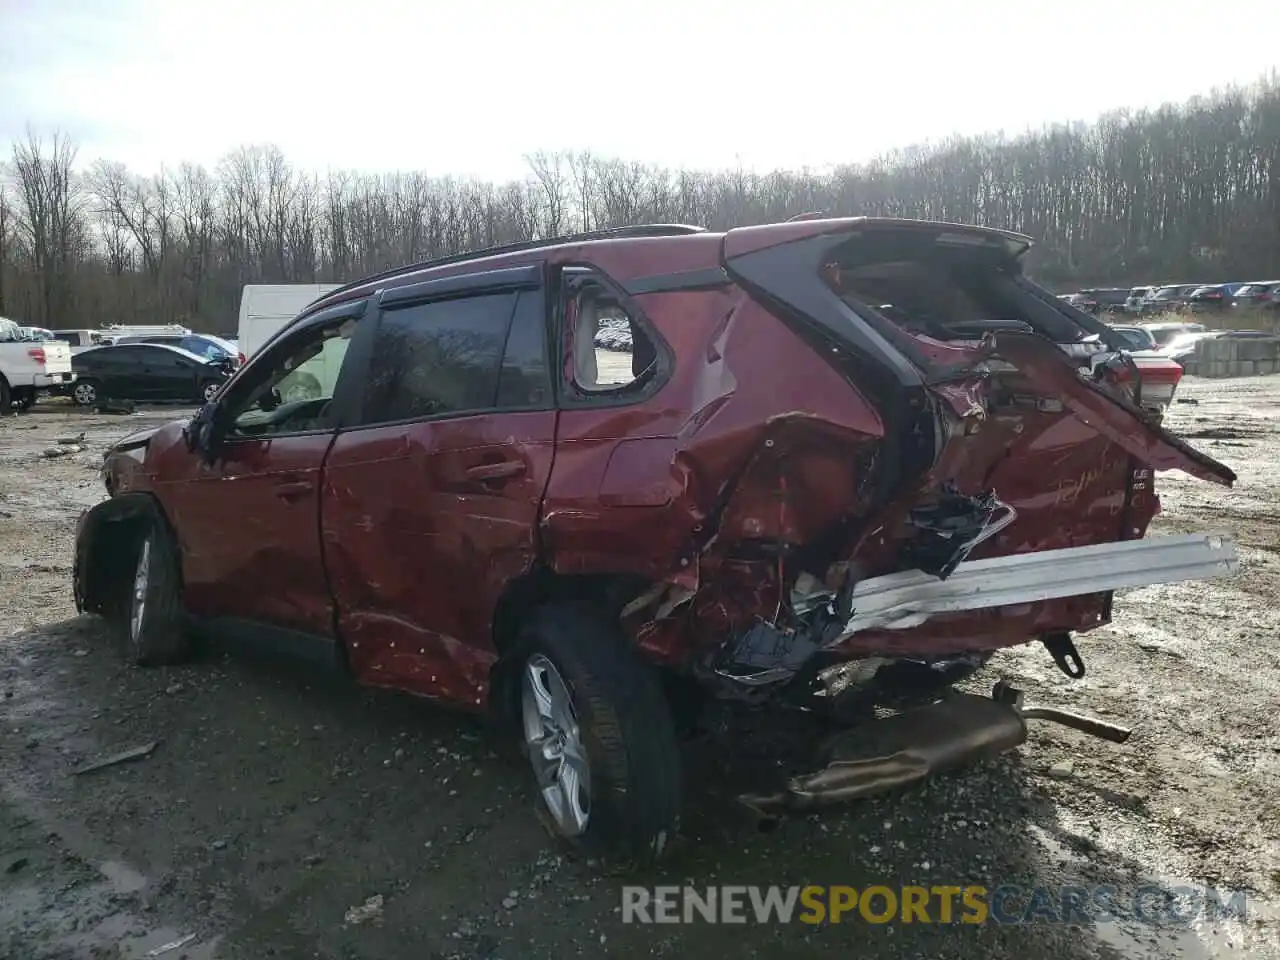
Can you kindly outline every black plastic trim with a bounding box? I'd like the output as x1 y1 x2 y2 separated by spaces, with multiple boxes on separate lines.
622 266 731 296
378 265 542 309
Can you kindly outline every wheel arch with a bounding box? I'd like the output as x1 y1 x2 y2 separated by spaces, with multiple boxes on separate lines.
486 567 655 723
75 493 181 616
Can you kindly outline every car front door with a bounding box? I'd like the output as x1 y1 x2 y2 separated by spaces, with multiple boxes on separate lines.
144 349 199 400
320 266 557 701
149 300 371 645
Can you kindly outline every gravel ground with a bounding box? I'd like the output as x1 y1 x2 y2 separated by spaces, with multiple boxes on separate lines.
2 376 1279 960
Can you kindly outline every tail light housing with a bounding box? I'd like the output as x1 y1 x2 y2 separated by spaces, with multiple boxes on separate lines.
27 347 46 365
238 352 247 366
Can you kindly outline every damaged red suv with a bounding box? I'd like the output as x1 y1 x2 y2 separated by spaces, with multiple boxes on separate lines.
74 219 1239 865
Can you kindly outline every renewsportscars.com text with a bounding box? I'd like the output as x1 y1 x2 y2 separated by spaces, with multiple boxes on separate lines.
621 884 1248 926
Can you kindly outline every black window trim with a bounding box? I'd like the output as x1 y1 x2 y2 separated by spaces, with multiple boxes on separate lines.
340 265 555 433
554 262 674 411
216 298 372 444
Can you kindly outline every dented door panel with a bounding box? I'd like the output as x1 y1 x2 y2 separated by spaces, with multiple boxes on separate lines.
322 411 556 703
152 432 338 635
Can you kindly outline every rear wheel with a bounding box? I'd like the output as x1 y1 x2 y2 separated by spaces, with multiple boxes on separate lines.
72 379 102 407
109 517 191 666
512 605 681 867
0 378 10 415
12 388 36 412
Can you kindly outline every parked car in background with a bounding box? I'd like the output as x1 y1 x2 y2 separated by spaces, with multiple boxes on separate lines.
67 343 233 406
1125 286 1156 313
1 317 76 411
18 326 55 341
72 218 1240 865
1140 321 1207 347
1232 281 1280 310
1058 293 1099 313
1186 284 1237 312
1108 325 1159 350
1139 284 1201 315
1080 288 1129 314
113 332 246 368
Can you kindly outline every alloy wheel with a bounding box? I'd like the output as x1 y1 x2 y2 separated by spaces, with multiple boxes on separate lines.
130 537 151 642
521 654 591 837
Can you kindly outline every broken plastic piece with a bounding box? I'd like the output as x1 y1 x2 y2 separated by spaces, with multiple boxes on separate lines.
901 485 1017 580
74 740 159 775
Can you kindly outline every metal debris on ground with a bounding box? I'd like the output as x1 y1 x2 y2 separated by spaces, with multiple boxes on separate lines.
73 740 160 775
144 932 198 957
344 894 385 926
56 433 86 445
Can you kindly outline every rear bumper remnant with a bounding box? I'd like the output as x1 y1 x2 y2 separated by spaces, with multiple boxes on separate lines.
835 532 1238 637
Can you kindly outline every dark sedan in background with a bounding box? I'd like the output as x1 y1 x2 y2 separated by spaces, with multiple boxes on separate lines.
111 332 245 367
66 343 233 406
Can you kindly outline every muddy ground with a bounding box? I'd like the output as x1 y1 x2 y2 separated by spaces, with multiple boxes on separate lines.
2 378 1279 960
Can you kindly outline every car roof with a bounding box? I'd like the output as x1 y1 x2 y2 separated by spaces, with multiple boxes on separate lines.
79 341 210 363
307 217 1036 315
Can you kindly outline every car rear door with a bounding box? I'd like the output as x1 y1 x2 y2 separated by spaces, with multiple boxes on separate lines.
320 265 556 702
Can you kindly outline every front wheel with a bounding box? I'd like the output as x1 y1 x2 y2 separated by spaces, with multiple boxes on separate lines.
111 518 191 666
200 380 222 403
513 606 681 867
72 379 102 407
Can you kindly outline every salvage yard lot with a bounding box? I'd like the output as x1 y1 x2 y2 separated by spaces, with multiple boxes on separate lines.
2 378 1280 960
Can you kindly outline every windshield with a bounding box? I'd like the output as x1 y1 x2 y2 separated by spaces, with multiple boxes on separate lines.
1112 328 1153 350
1153 287 1182 299
1191 286 1220 296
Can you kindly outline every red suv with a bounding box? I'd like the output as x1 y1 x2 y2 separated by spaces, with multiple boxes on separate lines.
74 219 1238 865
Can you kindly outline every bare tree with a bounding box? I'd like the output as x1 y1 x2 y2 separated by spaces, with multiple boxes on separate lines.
3 75 1279 332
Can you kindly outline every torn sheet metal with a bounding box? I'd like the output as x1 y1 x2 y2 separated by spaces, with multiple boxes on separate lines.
835 532 1239 637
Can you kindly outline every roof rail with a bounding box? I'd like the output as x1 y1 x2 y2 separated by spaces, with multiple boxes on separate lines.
319 223 707 302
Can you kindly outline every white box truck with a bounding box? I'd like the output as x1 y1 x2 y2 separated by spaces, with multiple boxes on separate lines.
238 284 343 403
238 284 341 358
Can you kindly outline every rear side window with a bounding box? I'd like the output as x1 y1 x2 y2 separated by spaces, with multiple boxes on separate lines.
363 292 518 424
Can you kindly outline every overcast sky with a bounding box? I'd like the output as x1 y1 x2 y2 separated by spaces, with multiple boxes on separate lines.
2 0 1275 181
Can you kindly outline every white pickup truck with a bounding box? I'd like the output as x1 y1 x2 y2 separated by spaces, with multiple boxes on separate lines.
0 317 76 412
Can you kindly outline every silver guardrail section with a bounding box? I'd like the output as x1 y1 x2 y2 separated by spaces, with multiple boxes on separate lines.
836 533 1240 637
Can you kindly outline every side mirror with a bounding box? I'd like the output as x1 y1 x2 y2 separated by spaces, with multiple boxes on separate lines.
184 401 228 465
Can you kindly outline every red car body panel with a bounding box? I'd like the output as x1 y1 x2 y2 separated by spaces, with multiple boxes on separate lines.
321 410 556 704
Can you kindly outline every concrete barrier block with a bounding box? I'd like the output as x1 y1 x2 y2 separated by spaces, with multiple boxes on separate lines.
1208 360 1231 378
1238 339 1273 361
1233 361 1256 377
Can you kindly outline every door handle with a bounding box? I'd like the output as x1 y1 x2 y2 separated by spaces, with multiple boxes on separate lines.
465 460 526 482
274 480 313 500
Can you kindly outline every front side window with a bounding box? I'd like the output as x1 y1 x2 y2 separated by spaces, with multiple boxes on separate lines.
225 317 356 437
362 292 517 424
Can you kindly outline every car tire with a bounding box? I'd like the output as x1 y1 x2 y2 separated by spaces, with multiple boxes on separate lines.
0 378 11 415
199 380 221 403
12 388 36 412
72 379 102 407
111 516 191 667
512 604 681 868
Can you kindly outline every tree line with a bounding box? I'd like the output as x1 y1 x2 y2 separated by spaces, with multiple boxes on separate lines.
2 76 1277 335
